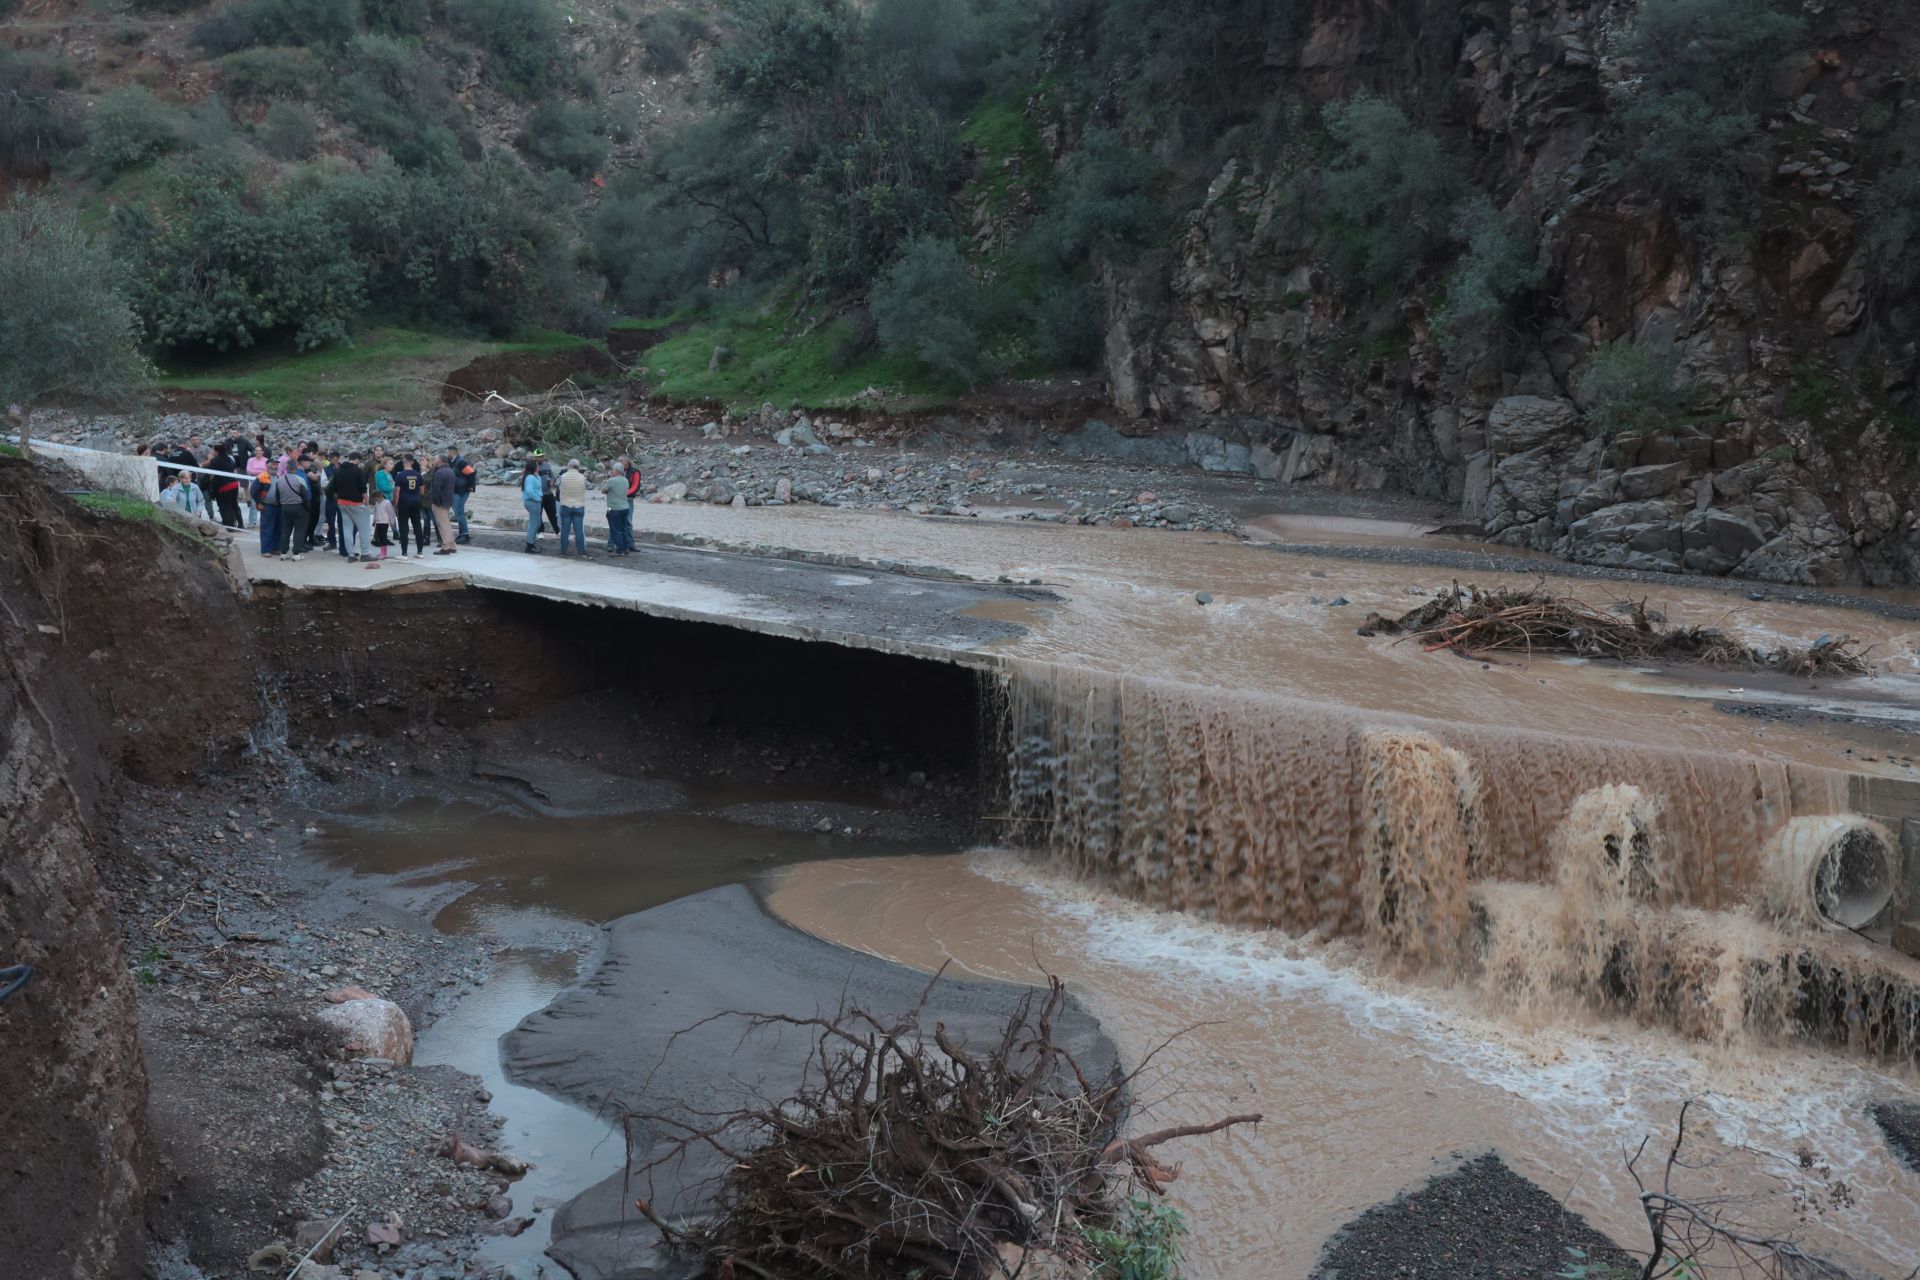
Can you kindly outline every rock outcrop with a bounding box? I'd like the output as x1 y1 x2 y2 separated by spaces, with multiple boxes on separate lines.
1048 0 1920 586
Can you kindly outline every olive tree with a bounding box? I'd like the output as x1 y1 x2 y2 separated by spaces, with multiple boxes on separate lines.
0 197 150 453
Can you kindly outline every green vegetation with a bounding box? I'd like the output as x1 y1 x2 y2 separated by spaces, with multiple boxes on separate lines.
634 6 711 73
158 326 595 417
77 491 166 523
446 0 568 97
517 100 607 178
0 197 150 413
1318 97 1463 293
1436 195 1543 343
637 303 958 412
1083 1198 1188 1280
959 91 1051 218
86 87 181 179
0 46 87 171
218 47 318 101
873 236 988 386
1608 0 1805 230
1574 340 1687 439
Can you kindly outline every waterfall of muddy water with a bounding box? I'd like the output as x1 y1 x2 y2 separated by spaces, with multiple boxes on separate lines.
996 660 1850 941
768 854 1920 1280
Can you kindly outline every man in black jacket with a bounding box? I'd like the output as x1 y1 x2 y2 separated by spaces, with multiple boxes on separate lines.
333 452 371 562
203 441 245 528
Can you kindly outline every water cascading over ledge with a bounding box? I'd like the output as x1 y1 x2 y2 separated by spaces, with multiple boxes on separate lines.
990 661 1920 1063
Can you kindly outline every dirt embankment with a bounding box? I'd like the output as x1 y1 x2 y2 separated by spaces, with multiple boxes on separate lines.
0 458 255 1279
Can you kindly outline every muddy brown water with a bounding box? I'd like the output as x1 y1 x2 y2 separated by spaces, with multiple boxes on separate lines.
308 792 946 1271
769 852 1920 1280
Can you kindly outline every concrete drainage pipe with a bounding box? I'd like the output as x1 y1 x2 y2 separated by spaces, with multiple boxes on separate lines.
1760 815 1898 931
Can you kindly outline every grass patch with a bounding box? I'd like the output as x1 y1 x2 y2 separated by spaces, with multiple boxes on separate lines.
610 309 696 333
638 308 960 413
157 325 599 417
74 491 163 521
960 92 1052 221
0 441 22 458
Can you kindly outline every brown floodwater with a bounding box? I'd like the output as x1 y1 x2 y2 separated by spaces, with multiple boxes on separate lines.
769 852 1920 1280
615 502 1920 776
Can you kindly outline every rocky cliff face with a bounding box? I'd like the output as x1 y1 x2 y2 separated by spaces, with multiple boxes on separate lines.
1086 0 1920 586
0 458 254 1277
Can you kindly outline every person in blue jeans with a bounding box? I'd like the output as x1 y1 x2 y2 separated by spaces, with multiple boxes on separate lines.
602 459 634 555
557 459 588 556
521 459 545 552
451 454 475 543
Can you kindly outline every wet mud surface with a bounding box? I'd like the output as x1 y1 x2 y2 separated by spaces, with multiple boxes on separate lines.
500 884 1118 1280
1879 1103 1920 1174
1312 1153 1628 1280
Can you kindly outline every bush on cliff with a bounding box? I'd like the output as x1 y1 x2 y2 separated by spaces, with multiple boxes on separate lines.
873 235 987 386
1574 340 1686 439
1318 96 1463 293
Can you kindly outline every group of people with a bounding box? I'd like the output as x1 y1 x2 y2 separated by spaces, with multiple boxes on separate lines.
149 432 480 563
518 452 643 555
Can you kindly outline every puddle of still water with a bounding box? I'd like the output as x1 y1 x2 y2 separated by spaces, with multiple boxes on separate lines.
308 791 941 1271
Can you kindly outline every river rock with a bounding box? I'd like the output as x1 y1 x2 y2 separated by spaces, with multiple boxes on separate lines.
1184 432 1254 474
1486 395 1578 451
315 997 414 1065
294 1218 346 1263
1681 507 1767 569
654 482 688 503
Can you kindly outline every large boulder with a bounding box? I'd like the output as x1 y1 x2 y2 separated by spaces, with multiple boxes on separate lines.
1482 447 1562 534
315 996 414 1064
1486 395 1579 451
1617 461 1686 501
1682 507 1767 563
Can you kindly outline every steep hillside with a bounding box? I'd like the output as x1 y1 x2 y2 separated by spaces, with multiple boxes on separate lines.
5 0 1920 586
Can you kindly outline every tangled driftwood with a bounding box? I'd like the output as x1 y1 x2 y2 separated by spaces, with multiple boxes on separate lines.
624 978 1259 1279
1359 582 1869 676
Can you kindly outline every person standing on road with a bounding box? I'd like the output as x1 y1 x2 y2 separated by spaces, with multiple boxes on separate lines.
252 465 280 557
521 459 545 552
394 454 427 558
322 450 343 551
333 451 371 562
187 433 209 466
606 454 642 551
204 441 245 528
557 459 588 557
451 451 476 543
533 451 560 534
272 465 311 560
429 452 458 555
603 459 633 556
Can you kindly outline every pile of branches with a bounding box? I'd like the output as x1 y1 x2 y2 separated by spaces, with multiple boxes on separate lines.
1358 582 1869 676
626 978 1259 1279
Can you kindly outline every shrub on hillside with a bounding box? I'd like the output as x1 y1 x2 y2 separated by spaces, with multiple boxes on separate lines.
446 0 566 97
114 154 364 352
872 235 987 386
1318 96 1464 292
86 87 182 179
1574 339 1686 438
516 99 606 178
330 36 466 169
186 94 238 150
0 197 150 411
260 101 317 158
362 0 426 36
1042 128 1162 266
635 6 711 74
190 0 362 55
0 48 87 171
1026 279 1102 368
218 46 316 100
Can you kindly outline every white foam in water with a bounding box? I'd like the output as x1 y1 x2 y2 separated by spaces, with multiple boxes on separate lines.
970 852 1920 1271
